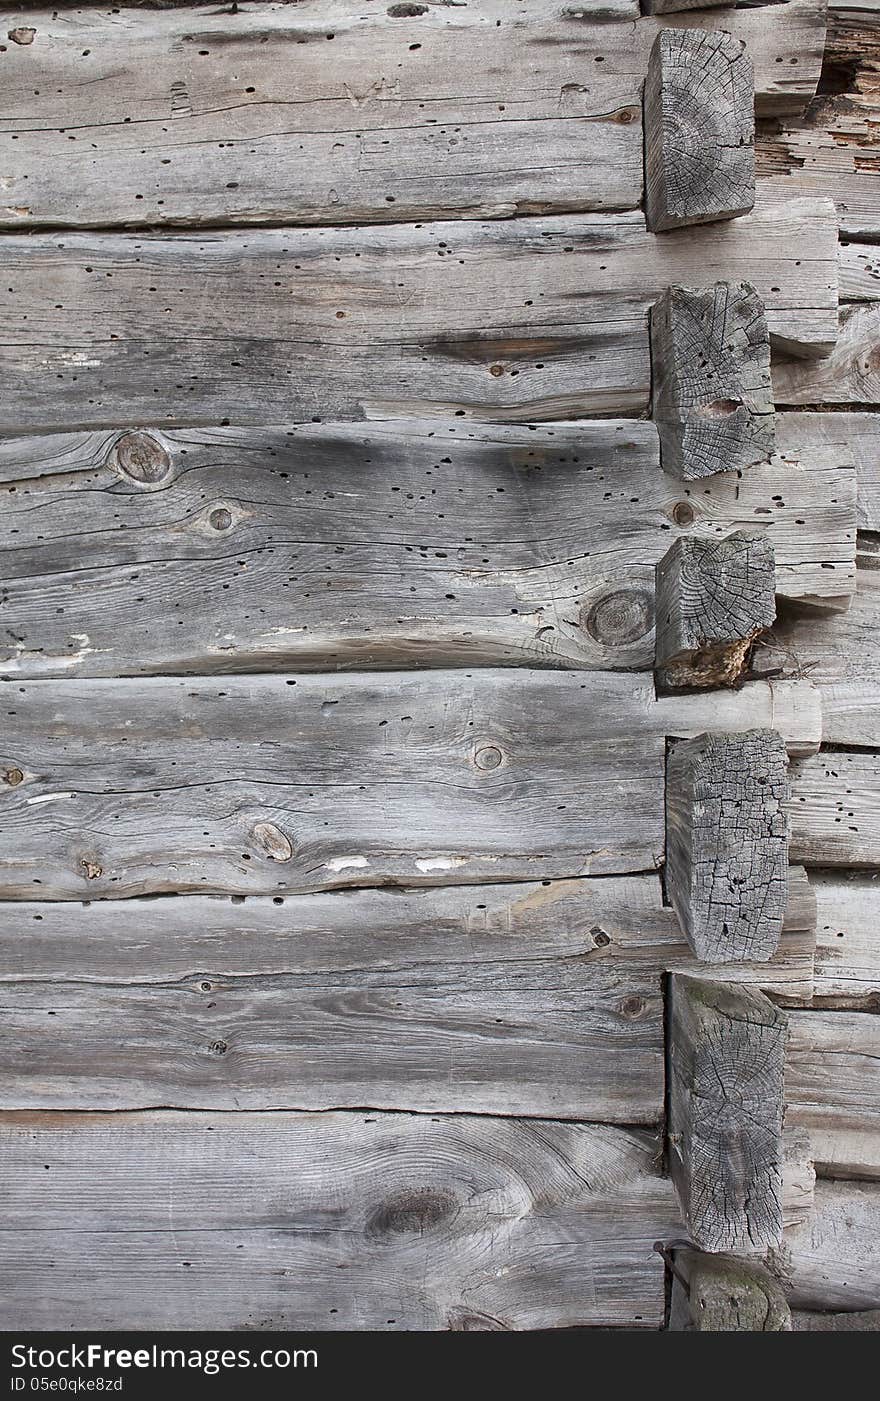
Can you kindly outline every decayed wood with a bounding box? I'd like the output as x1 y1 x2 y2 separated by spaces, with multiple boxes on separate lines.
655 534 776 690
667 974 787 1251
0 1110 681 1329
786 1010 880 1179
666 732 790 963
789 751 880 868
774 303 880 406
644 30 755 232
0 672 819 900
0 200 839 435
0 416 856 679
650 282 775 480
0 2 827 232
777 1181 880 1311
811 871 880 1008
669 1251 791 1332
0 867 816 1113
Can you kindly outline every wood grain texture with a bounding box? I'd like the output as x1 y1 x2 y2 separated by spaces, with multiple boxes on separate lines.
779 1180 880 1311
0 1 827 232
0 867 817 1113
667 974 787 1251
644 29 755 231
792 1309 880 1331
0 415 856 679
669 1251 791 1331
786 1010 880 1179
0 1110 681 1330
650 282 774 480
0 199 839 435
811 870 880 1008
775 408 875 537
774 302 880 406
789 751 880 868
655 534 776 690
0 672 820 900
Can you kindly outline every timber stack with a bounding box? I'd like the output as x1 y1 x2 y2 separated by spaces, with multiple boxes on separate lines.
0 0 876 1332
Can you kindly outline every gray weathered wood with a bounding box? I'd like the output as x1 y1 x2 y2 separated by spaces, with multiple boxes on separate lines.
0 1110 681 1329
0 672 819 900
650 283 774 479
655 533 776 690
669 1251 791 1331
811 871 880 1008
0 2 827 232
774 303 880 406
793 1310 880 1331
0 415 856 679
0 199 839 435
0 867 816 1113
644 29 755 232
778 1181 880 1311
666 731 790 963
786 1010 880 1179
667 974 787 1251
790 752 880 869
772 411 880 530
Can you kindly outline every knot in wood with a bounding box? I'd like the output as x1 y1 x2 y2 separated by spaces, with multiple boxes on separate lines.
110 430 172 487
3 767 23 786
252 821 293 862
367 1187 457 1239
473 743 504 771
582 587 652 647
8 27 36 45
209 506 233 532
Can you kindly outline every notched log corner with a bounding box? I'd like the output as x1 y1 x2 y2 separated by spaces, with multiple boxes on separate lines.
669 1249 791 1331
651 282 775 480
644 28 756 232
665 729 790 963
667 974 787 1251
655 532 776 691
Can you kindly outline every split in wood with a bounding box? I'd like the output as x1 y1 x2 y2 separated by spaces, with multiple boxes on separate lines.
667 974 787 1251
651 282 775 479
644 29 756 232
668 1249 791 1331
665 729 790 963
655 532 777 691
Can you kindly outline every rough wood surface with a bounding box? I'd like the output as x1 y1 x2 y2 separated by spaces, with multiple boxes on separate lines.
0 416 856 679
0 672 819 900
0 199 839 435
0 867 817 1113
789 751 880 868
811 871 880 1008
655 534 777 690
665 731 790 963
776 409 876 536
792 1309 880 1331
0 1110 681 1330
777 1181 880 1311
0 2 827 232
650 282 775 480
774 303 880 406
786 1010 880 1179
669 1250 791 1331
644 29 755 231
667 974 787 1251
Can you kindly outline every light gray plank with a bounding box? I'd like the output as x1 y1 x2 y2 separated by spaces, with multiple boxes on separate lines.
0 199 839 435
775 409 878 537
0 2 826 232
0 1110 681 1330
780 1181 880 1311
786 1010 880 1179
0 414 856 679
0 671 820 899
811 870 880 1008
774 303 880 407
790 751 880 868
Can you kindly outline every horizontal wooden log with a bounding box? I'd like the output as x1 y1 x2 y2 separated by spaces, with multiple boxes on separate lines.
792 1310 880 1331
0 414 856 679
667 974 787 1252
775 408 875 542
0 868 816 1114
650 282 775 480
0 1110 681 1329
0 199 839 435
789 751 880 868
0 672 820 899
0 2 826 232
786 1010 880 1179
780 1181 880 1312
644 30 755 231
810 871 880 1009
665 731 790 963
774 303 880 407
669 1251 791 1331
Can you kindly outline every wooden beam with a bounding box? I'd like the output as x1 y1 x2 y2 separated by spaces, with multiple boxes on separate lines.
790 751 880 869
669 1250 791 1331
774 303 880 407
780 1181 880 1312
793 1310 880 1331
0 2 826 231
644 30 755 232
810 871 880 1009
667 974 787 1251
650 283 774 479
0 1110 681 1329
666 731 790 963
786 1010 880 1180
655 533 777 691
0 199 839 435
774 410 880 531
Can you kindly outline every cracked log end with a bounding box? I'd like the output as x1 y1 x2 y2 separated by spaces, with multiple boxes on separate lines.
670 1249 791 1331
655 531 776 692
644 29 756 232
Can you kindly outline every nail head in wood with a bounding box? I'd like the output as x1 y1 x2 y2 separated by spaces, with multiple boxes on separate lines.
667 974 787 1251
651 282 775 480
655 531 776 691
665 729 790 963
644 29 755 232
